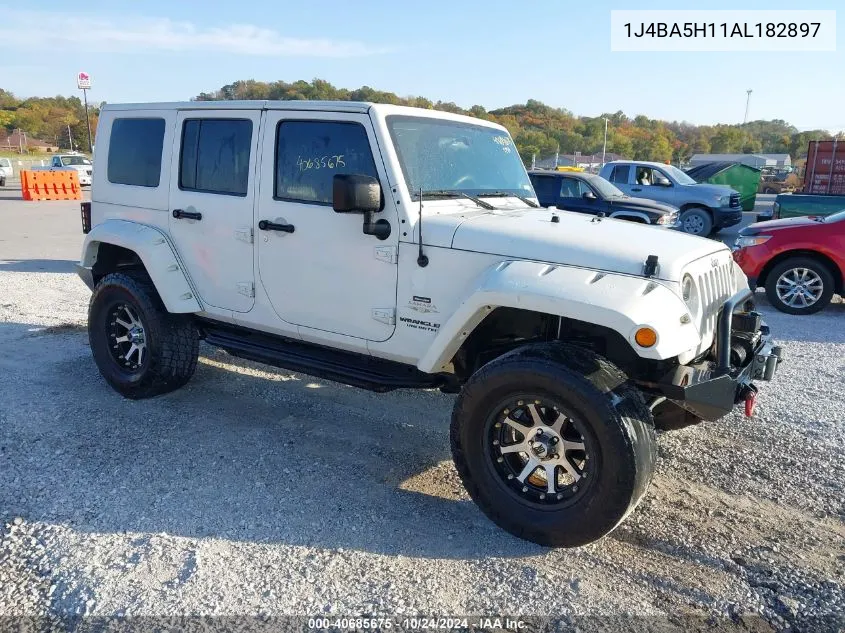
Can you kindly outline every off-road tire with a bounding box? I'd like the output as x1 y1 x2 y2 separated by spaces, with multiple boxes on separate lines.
451 342 656 547
765 256 835 315
679 207 713 236
88 271 199 399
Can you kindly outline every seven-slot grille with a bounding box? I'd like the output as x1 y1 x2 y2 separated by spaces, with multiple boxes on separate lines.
729 193 740 208
696 260 736 344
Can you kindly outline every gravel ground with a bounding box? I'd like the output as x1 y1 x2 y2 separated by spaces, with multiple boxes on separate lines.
0 193 843 632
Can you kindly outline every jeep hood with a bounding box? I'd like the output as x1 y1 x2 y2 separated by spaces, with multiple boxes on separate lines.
432 207 726 282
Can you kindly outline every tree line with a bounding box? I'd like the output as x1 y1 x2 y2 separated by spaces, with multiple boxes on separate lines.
3 79 840 163
0 89 98 152
195 80 840 165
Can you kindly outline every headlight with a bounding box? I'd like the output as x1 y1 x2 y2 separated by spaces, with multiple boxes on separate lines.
717 195 731 205
681 274 700 318
656 212 677 225
735 235 771 248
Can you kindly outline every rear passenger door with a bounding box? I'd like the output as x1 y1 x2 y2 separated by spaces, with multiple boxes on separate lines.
168 110 260 313
607 164 634 196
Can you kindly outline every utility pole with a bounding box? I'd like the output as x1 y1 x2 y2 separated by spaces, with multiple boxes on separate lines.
67 124 74 152
77 72 94 153
601 117 609 167
743 89 753 124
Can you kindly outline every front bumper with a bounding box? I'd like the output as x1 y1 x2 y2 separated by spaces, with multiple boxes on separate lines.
650 289 782 421
715 207 743 228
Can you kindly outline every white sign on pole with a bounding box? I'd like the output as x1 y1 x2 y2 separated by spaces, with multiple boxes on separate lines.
77 72 92 90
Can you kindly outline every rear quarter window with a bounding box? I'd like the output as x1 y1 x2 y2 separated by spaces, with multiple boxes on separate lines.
107 118 166 187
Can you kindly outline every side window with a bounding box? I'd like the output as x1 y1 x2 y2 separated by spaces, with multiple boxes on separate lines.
559 178 581 198
609 165 630 184
179 119 252 196
275 121 377 204
529 175 558 201
636 166 666 186
107 118 165 187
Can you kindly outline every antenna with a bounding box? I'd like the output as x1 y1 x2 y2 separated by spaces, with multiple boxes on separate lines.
417 187 428 267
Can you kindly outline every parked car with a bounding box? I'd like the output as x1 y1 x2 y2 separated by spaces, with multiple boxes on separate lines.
528 170 679 227
0 157 12 187
599 161 742 236
30 153 93 186
733 210 845 314
77 100 781 548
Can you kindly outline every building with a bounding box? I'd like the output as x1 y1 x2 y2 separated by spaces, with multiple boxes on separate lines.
0 131 58 154
533 152 626 172
689 153 792 169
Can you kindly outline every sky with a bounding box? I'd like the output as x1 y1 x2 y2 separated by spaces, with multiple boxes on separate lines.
1 0 842 131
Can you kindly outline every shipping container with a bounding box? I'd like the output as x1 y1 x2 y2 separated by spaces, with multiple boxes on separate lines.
804 140 845 195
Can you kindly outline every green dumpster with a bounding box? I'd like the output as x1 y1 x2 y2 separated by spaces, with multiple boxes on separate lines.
686 162 761 211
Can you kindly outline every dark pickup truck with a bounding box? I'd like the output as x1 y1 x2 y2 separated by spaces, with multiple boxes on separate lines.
528 170 679 227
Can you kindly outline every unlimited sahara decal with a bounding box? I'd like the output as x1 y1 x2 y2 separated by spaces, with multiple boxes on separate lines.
399 316 440 333
407 295 439 314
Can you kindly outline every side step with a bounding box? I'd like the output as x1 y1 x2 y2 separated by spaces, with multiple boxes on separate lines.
199 319 445 393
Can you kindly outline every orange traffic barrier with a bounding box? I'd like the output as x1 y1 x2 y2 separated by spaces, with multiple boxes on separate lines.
20 170 82 201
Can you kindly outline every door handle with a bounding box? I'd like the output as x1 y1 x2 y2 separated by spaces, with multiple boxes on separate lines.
259 219 295 233
172 209 202 221
631 187 642 192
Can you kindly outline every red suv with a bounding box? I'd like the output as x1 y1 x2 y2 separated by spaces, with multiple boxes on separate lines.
733 209 845 314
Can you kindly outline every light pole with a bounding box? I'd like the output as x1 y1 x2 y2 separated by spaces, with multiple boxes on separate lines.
743 89 753 124
601 117 609 167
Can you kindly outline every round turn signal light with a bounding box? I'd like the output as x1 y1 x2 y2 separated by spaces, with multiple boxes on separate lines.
634 327 658 348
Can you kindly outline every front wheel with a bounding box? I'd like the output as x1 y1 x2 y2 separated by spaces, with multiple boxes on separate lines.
450 343 656 547
89 271 199 399
679 207 713 236
765 257 835 315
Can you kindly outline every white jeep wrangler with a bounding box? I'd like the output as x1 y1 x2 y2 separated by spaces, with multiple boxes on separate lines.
77 101 782 547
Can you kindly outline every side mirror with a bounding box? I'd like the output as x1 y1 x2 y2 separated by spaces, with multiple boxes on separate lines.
333 174 381 214
655 177 672 187
582 191 597 200
332 174 390 240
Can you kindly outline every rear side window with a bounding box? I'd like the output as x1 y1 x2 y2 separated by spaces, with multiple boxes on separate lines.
107 118 165 187
179 119 253 196
275 121 378 204
609 165 630 184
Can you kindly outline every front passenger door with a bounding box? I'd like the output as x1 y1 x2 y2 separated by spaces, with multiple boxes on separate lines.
555 177 600 216
257 112 399 342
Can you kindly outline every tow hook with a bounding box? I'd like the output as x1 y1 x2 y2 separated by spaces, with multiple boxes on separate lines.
741 385 759 418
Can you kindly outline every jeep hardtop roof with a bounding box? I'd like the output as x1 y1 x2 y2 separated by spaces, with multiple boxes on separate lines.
99 101 506 130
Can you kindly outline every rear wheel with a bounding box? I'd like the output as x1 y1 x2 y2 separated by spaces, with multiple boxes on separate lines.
88 271 199 398
450 343 656 547
765 257 835 315
679 207 713 236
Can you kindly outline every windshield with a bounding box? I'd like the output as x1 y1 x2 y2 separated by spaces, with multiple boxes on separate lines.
586 175 626 199
823 209 845 223
386 116 533 200
61 156 91 166
663 164 696 185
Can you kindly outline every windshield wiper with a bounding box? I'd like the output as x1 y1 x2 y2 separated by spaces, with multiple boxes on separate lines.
418 190 496 210
479 191 539 208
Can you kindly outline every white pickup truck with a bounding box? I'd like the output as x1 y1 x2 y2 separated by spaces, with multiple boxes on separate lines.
31 153 93 186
